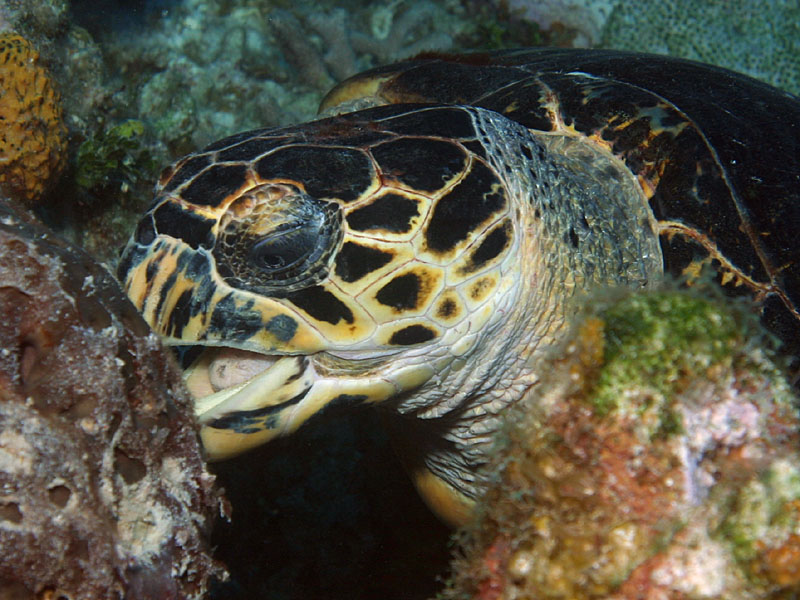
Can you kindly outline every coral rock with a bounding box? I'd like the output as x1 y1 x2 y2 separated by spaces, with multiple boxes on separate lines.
445 289 800 599
0 200 223 599
0 33 66 206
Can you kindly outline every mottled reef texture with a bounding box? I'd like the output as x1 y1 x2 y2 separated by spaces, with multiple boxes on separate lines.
0 199 224 599
444 288 800 599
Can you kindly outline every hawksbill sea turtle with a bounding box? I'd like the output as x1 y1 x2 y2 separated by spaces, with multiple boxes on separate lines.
118 49 800 527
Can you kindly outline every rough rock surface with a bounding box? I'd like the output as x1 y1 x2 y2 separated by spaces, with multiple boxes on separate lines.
443 288 800 599
0 199 224 599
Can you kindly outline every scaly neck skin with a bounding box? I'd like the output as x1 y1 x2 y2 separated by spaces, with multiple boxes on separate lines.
391 108 664 516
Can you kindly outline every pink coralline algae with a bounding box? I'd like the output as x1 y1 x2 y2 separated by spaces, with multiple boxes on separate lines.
0 199 224 599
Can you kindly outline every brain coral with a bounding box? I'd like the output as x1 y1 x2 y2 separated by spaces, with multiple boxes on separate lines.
0 32 66 206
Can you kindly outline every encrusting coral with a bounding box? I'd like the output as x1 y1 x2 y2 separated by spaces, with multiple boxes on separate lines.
0 32 66 207
444 288 800 599
0 199 224 599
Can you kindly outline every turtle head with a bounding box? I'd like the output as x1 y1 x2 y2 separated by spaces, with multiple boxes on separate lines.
119 105 529 461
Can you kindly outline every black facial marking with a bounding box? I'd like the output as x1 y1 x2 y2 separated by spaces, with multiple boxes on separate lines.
265 314 298 343
176 248 212 281
285 357 309 383
375 272 420 311
163 154 213 193
469 277 494 300
256 146 374 202
206 293 267 342
371 138 467 193
436 297 458 319
388 324 437 345
330 394 368 407
144 251 165 284
334 242 394 283
461 220 511 274
285 286 354 325
207 386 310 433
154 270 177 322
117 243 148 281
346 193 420 233
166 288 196 338
425 160 507 253
460 139 488 161
180 164 250 207
153 202 216 249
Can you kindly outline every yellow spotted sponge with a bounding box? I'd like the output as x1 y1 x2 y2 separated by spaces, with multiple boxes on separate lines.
0 32 66 206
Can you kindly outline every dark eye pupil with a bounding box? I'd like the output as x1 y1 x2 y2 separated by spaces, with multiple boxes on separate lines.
250 223 317 274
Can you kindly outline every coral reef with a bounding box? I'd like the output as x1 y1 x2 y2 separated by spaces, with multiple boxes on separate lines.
601 0 800 95
0 0 69 44
444 288 800 599
502 0 800 94
507 0 616 47
0 199 224 598
0 32 66 207
101 0 467 154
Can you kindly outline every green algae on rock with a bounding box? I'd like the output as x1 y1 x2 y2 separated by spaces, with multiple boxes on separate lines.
590 291 743 417
443 288 800 599
76 119 158 194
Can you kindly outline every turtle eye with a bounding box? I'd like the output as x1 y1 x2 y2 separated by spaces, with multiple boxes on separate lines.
214 184 342 295
249 217 323 275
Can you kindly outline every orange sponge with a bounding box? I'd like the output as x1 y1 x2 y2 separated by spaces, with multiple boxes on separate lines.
0 32 66 205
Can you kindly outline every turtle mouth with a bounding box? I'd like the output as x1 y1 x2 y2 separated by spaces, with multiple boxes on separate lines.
183 346 281 400
180 345 307 424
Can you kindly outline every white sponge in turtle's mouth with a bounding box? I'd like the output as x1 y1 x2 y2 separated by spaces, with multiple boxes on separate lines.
183 346 279 399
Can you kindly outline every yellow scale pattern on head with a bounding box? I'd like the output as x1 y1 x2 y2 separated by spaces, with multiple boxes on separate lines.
124 98 519 357
319 147 514 350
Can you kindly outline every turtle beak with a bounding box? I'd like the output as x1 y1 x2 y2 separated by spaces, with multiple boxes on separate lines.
182 346 401 460
185 349 315 460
